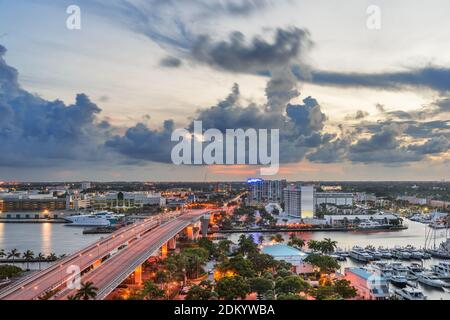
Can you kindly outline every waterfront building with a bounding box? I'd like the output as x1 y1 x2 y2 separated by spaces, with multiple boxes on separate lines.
247 179 287 205
315 192 354 207
262 244 313 274
91 192 166 211
0 193 66 213
324 213 402 227
283 185 315 219
344 268 390 300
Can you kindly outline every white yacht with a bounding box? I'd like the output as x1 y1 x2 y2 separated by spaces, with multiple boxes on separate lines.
394 287 427 300
417 273 450 289
431 261 450 280
349 248 374 262
65 211 125 227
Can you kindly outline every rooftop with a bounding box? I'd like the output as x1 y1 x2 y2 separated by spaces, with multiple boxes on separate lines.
262 244 308 258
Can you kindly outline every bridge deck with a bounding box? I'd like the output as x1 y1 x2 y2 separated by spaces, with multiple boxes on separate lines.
0 210 208 300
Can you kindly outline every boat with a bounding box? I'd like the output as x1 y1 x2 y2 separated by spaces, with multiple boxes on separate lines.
367 262 394 280
390 274 408 288
357 221 387 230
407 263 426 277
430 261 450 280
64 211 125 227
389 264 409 288
417 273 450 289
392 249 411 260
378 248 393 259
349 248 374 262
394 287 427 300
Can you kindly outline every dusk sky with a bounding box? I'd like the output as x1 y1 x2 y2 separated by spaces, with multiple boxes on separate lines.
0 0 449 181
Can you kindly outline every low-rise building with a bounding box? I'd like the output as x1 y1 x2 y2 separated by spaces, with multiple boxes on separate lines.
344 268 390 300
262 244 314 274
315 192 354 207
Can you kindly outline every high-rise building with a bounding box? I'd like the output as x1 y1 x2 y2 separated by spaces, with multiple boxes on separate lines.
283 185 315 218
247 179 287 204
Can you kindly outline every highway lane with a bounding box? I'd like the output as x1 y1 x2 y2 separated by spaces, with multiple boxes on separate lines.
0 211 186 300
56 211 208 300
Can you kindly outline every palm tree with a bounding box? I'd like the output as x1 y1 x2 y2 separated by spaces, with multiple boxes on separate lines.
37 253 46 270
67 295 78 300
307 240 320 252
321 238 338 254
47 253 58 261
75 282 98 300
22 250 35 270
0 249 6 260
7 249 20 262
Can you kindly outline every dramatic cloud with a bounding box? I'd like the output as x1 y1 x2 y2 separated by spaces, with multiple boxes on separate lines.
105 120 175 163
0 45 111 167
191 27 312 74
302 66 450 93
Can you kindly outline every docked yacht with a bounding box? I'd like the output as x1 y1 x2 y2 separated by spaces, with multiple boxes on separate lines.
417 273 450 289
349 248 374 262
392 249 411 260
65 211 125 227
394 287 427 300
431 261 450 280
407 263 426 278
367 262 394 280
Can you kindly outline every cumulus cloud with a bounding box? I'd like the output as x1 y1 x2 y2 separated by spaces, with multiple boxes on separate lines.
191 27 312 74
0 45 111 167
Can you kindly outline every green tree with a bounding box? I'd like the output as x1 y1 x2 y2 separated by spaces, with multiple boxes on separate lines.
307 240 321 252
7 249 20 262
0 265 23 280
220 254 255 278
304 254 340 275
185 285 215 300
154 270 169 284
237 235 259 256
249 277 273 298
216 276 250 300
75 282 98 300
37 253 45 270
275 275 310 295
197 238 218 258
320 238 338 254
0 249 5 259
181 248 209 279
22 250 34 270
248 253 277 276
141 280 165 300
333 279 357 299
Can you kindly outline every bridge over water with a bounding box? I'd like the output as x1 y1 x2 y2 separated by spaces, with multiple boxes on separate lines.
0 209 213 300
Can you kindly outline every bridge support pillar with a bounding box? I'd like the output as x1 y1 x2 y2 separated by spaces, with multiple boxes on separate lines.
168 237 177 250
134 265 142 285
186 225 195 240
161 243 168 258
200 214 210 238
